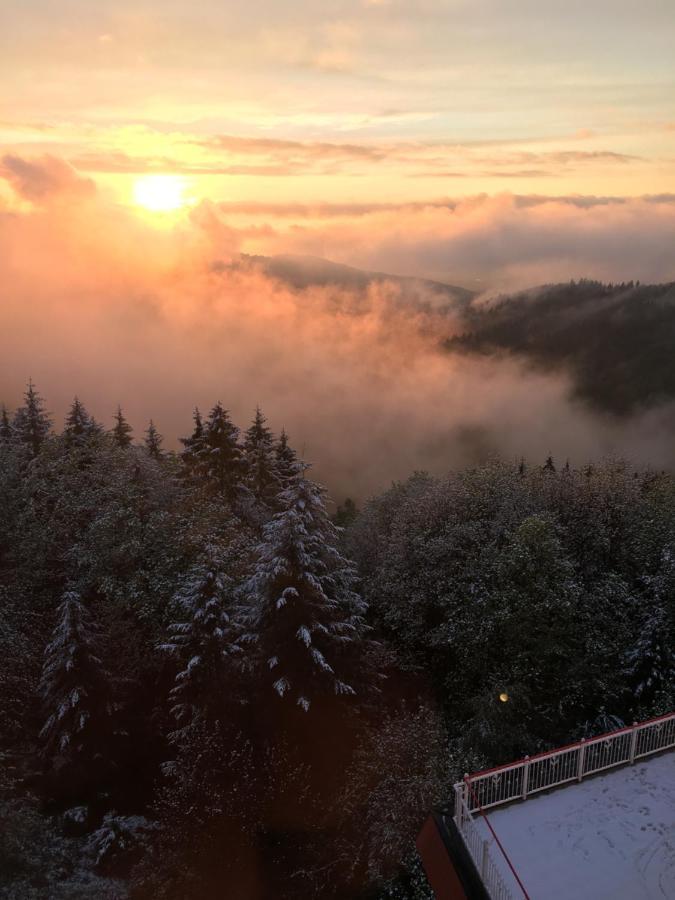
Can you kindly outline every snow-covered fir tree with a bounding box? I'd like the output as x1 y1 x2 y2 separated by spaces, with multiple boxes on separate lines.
0 404 13 445
193 402 244 500
624 604 674 704
111 406 133 449
12 380 51 456
274 428 298 490
144 420 163 459
179 407 205 473
333 497 358 528
243 406 279 508
63 397 102 446
623 547 675 706
243 465 368 712
38 591 116 773
161 547 237 739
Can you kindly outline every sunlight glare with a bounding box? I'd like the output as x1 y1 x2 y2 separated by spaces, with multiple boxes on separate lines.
133 174 190 212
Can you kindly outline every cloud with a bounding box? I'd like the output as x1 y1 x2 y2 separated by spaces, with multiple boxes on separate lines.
410 149 643 180
213 194 675 220
0 154 95 202
198 134 387 161
68 151 302 177
62 135 647 181
178 137 645 177
412 169 554 179
481 150 641 167
239 192 675 287
1 163 675 498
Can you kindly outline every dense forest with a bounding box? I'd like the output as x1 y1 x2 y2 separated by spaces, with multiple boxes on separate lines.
446 279 675 415
1 382 673 899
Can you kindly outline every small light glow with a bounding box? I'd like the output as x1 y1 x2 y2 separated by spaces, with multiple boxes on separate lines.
499 692 509 703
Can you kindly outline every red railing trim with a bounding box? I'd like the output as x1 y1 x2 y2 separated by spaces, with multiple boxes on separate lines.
466 711 675 781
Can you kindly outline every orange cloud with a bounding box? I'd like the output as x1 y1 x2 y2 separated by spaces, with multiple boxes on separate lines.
2 157 675 496
0 154 95 202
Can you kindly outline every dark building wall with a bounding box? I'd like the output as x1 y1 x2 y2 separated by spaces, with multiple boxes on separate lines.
416 813 490 900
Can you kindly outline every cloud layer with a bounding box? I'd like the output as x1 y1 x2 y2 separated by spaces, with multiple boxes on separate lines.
1 156 675 498
222 192 675 288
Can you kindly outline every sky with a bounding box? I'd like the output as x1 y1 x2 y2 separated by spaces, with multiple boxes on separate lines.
1 1 675 493
2 0 674 211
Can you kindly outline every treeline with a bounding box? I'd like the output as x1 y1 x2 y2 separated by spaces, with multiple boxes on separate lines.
0 382 674 899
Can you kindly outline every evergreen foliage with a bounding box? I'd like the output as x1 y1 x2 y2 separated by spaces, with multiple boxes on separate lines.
446 279 675 415
38 591 117 778
244 466 368 712
64 398 102 447
192 402 244 500
624 605 675 705
12 380 51 456
275 428 299 489
179 407 205 473
144 421 163 460
334 497 358 528
543 454 556 472
111 407 133 449
0 383 673 898
161 546 237 738
243 406 280 507
0 404 13 445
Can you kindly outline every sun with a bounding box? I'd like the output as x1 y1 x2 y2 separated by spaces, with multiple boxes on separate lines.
132 174 190 212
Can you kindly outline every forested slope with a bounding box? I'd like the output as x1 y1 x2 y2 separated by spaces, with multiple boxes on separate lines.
446 280 675 414
0 383 673 899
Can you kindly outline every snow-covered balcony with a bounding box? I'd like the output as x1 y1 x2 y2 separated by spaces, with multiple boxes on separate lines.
417 712 675 900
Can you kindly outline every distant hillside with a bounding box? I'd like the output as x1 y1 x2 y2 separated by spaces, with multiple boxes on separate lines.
446 280 675 415
222 257 675 418
235 253 475 311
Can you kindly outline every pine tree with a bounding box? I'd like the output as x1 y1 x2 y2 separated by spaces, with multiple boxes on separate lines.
111 406 133 449
623 548 675 710
194 402 244 500
180 407 205 473
161 547 236 739
624 604 675 705
63 397 101 446
12 380 51 456
542 454 556 472
145 420 163 459
244 466 368 713
275 428 299 489
243 407 279 507
0 404 13 445
39 591 116 773
333 498 358 527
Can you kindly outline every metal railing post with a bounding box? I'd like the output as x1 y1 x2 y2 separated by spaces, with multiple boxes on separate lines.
629 722 638 763
454 784 463 825
577 738 586 782
522 756 530 800
481 839 490 880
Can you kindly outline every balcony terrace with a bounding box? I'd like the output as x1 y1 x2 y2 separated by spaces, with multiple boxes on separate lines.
418 712 675 900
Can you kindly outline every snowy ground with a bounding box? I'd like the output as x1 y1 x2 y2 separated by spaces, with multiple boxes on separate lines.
474 751 675 899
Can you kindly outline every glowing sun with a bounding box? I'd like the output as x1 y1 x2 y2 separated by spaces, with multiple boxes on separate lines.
133 174 190 212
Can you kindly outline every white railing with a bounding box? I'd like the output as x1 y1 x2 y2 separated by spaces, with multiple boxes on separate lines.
451 711 675 899
451 791 515 900
458 711 675 813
